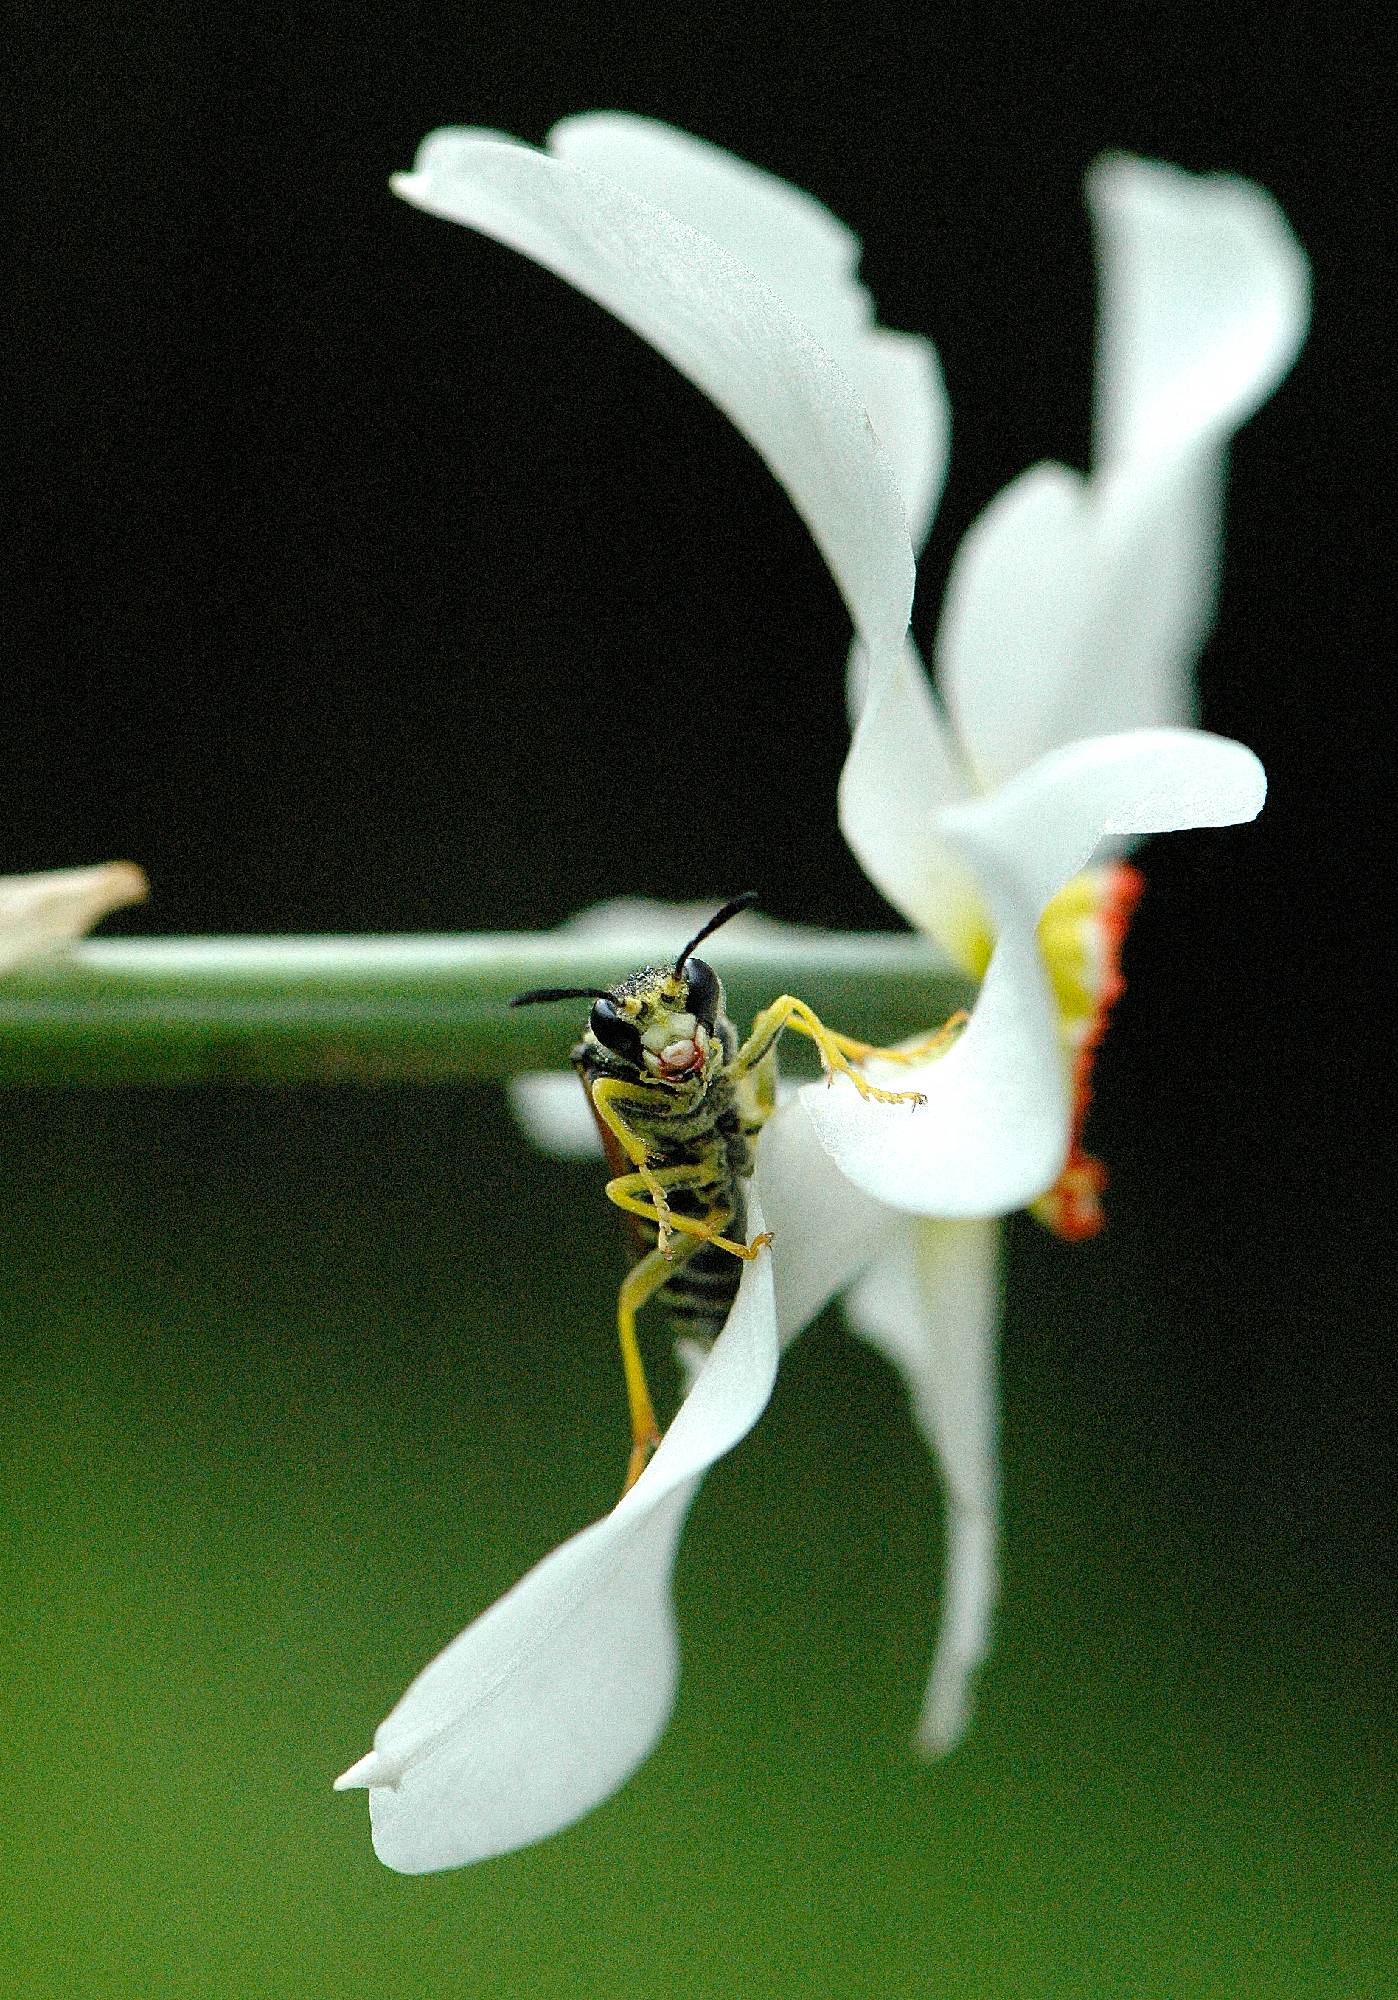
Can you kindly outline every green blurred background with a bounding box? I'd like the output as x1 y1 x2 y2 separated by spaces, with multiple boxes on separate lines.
2 1087 1391 1996
8 0 1393 1992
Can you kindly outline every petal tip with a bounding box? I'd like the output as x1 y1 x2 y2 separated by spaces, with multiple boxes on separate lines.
916 1715 965 1762
333 1748 403 1792
916 1683 975 1760
96 859 150 909
1223 740 1268 822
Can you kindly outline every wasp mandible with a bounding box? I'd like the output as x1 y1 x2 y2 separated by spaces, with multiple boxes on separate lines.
512 894 964 1493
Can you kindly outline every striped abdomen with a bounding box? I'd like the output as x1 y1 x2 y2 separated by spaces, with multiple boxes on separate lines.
656 1185 746 1341
575 1044 761 1344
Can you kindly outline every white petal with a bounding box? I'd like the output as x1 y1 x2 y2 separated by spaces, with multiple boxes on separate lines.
854 329 948 555
755 1100 898 1346
843 1216 1002 1753
802 853 1069 1215
545 113 868 355
394 129 916 662
818 724 1260 1216
838 636 980 957
0 862 148 973
508 1072 601 1159
672 1335 713 1398
1088 155 1310 469
546 115 948 550
942 726 1266 914
846 636 871 730
938 160 1305 789
336 1192 778 1872
938 460 1220 786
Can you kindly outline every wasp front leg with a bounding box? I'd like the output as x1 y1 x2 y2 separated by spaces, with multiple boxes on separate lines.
732 996 956 1106
587 1075 679 1246
816 1009 969 1069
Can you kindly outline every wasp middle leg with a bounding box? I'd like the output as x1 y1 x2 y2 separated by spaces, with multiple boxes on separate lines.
604 1163 770 1260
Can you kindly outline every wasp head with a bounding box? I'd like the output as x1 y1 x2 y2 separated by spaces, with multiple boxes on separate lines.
584 953 727 1089
509 892 755 1093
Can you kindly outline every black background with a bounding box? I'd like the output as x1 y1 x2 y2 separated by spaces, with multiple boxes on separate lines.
10 0 1394 1700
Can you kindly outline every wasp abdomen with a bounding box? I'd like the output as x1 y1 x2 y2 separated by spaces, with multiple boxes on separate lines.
657 1192 746 1334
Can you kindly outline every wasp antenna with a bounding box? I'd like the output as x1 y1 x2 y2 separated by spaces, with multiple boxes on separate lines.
509 986 611 1008
675 891 759 974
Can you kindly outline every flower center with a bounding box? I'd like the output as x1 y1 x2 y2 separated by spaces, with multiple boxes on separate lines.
1030 862 1144 1242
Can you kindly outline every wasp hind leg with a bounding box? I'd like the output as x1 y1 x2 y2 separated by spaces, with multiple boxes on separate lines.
614 1200 770 1496
615 1247 674 1496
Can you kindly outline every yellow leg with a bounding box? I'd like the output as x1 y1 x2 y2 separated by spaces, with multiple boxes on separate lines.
734 996 939 1107
818 1008 969 1068
588 1075 683 1248
616 1249 673 1494
612 1196 771 1496
605 1166 772 1261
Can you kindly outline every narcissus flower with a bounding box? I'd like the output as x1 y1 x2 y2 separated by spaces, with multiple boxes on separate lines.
801 144 1304 1743
336 117 1306 1870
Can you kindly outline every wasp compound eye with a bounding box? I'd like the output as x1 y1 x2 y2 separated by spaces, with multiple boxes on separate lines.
682 956 721 1031
589 997 644 1065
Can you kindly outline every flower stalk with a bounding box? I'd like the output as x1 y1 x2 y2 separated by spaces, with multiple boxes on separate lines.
0 933 970 1087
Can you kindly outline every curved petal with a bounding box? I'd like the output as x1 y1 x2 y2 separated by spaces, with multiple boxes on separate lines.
802 850 1070 1215
1088 155 1310 470
937 461 1217 786
942 726 1266 914
838 636 980 960
755 1099 898 1346
336 1192 778 1872
0 862 148 973
818 725 1260 1217
854 330 948 555
843 1216 1002 1754
546 115 948 549
394 129 916 661
939 160 1306 788
548 113 872 349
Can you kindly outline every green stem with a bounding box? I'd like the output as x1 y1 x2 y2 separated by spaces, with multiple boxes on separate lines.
0 934 971 1086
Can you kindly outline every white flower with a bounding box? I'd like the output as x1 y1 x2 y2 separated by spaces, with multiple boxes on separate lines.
0 862 148 972
336 118 1306 1871
797 150 1304 1745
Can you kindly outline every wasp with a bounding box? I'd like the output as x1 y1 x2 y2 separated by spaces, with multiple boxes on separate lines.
512 893 962 1493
